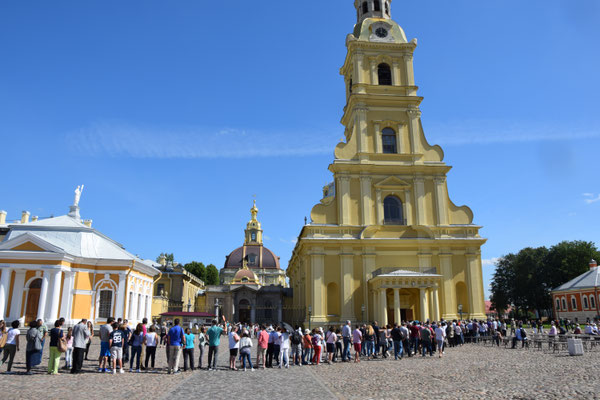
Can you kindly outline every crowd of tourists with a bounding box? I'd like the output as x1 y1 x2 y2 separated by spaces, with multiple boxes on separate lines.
0 316 596 375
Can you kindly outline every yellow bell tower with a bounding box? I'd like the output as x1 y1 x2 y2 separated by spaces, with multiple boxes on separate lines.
287 0 487 326
244 200 263 245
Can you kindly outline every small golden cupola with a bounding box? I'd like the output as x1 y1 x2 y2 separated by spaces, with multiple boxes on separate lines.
231 259 260 285
244 200 263 245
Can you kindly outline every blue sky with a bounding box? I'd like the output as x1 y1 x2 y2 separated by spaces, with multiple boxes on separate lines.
1 1 599 298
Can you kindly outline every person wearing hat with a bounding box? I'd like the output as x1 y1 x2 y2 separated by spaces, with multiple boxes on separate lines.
302 329 313 365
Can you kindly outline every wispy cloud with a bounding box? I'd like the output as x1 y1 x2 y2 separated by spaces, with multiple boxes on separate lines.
67 122 338 159
583 193 600 204
482 257 500 268
426 119 600 146
279 237 298 245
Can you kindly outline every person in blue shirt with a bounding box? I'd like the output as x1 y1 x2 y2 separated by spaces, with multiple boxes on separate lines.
166 319 185 374
206 319 226 371
183 328 195 372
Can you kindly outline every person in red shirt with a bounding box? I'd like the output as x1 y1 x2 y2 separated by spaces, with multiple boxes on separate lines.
256 325 269 369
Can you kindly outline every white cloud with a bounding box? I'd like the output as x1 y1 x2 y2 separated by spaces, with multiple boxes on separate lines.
583 193 600 204
279 237 298 245
426 119 600 146
482 257 500 268
67 122 337 159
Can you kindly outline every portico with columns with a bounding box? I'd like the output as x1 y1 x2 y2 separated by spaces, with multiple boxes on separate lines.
0 201 159 326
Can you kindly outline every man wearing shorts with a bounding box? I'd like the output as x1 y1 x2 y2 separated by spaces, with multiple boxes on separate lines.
99 317 114 373
109 324 125 374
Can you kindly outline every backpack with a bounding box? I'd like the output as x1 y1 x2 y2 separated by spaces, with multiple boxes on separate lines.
311 335 319 347
291 331 302 345
520 328 527 338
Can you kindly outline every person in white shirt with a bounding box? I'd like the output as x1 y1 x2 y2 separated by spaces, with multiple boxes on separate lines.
341 321 352 361
325 327 337 364
239 332 254 371
435 323 447 358
278 328 290 368
228 326 240 371
143 325 158 371
0 320 21 373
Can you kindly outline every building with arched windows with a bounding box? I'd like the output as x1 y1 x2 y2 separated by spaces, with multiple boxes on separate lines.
286 0 487 326
203 202 291 324
551 260 600 322
0 199 159 327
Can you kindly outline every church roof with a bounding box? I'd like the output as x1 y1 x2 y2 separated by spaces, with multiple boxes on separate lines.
224 244 280 270
0 213 159 274
553 267 600 292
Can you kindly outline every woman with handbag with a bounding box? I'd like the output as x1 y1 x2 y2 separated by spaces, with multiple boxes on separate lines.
26 320 43 374
48 320 65 374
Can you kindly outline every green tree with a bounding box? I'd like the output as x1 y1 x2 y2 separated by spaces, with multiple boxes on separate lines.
544 241 600 290
205 264 219 285
490 254 516 313
184 261 206 282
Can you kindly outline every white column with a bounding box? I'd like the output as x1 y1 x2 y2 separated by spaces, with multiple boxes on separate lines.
434 177 448 225
37 270 50 320
419 288 427 322
130 291 138 322
379 288 388 326
373 290 379 322
115 273 127 319
59 271 75 322
46 269 62 322
432 287 440 322
137 293 143 321
9 271 26 320
393 288 401 324
439 253 456 319
337 176 351 225
340 249 354 320
362 253 376 322
404 189 413 225
414 178 426 225
0 267 12 320
360 175 373 226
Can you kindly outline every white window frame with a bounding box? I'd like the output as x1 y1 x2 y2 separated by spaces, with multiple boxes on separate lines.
555 298 561 311
590 295 596 310
562 297 567 311
571 296 577 310
583 295 589 309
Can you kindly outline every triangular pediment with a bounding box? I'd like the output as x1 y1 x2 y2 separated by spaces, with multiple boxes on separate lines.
0 232 65 254
374 176 411 189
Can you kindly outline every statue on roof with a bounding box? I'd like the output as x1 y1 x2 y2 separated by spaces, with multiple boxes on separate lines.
73 185 84 207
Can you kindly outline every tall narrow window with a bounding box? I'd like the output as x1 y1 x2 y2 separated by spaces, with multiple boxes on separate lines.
591 295 596 309
377 63 392 85
98 290 112 319
374 0 381 12
383 196 404 224
555 298 561 310
382 128 397 153
571 297 577 310
562 298 567 310
362 1 368 14
583 296 589 309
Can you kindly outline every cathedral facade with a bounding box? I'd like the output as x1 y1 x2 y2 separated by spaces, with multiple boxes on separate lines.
287 0 487 326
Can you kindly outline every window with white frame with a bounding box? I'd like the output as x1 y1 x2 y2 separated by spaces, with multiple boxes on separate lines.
571 296 577 310
590 295 596 309
583 295 589 309
555 298 561 310
98 290 113 319
562 298 567 310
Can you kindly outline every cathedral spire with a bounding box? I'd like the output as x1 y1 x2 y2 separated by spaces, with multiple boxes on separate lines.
245 199 263 245
355 0 392 23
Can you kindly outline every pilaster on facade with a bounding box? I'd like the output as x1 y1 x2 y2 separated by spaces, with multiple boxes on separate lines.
407 109 421 155
310 249 326 319
360 175 373 226
340 247 354 321
403 53 415 86
439 253 457 319
0 268 12 320
337 175 352 226
434 177 448 225
413 177 426 225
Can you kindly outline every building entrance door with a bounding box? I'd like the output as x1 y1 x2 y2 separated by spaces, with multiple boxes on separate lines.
401 309 413 322
238 299 251 323
25 278 42 322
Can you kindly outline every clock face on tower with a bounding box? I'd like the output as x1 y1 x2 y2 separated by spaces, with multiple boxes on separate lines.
375 27 388 38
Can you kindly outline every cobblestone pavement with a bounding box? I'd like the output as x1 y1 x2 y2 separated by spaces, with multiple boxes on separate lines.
2 339 600 399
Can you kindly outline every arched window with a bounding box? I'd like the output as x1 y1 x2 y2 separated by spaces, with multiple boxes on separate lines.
362 1 368 14
377 63 392 85
374 0 381 12
562 298 567 310
583 296 589 309
383 196 404 224
555 298 561 310
98 290 113 319
571 297 577 310
590 295 596 309
251 232 257 241
382 127 397 153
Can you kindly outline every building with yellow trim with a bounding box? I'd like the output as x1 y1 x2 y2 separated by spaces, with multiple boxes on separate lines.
287 0 487 326
0 199 160 326
151 257 206 320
